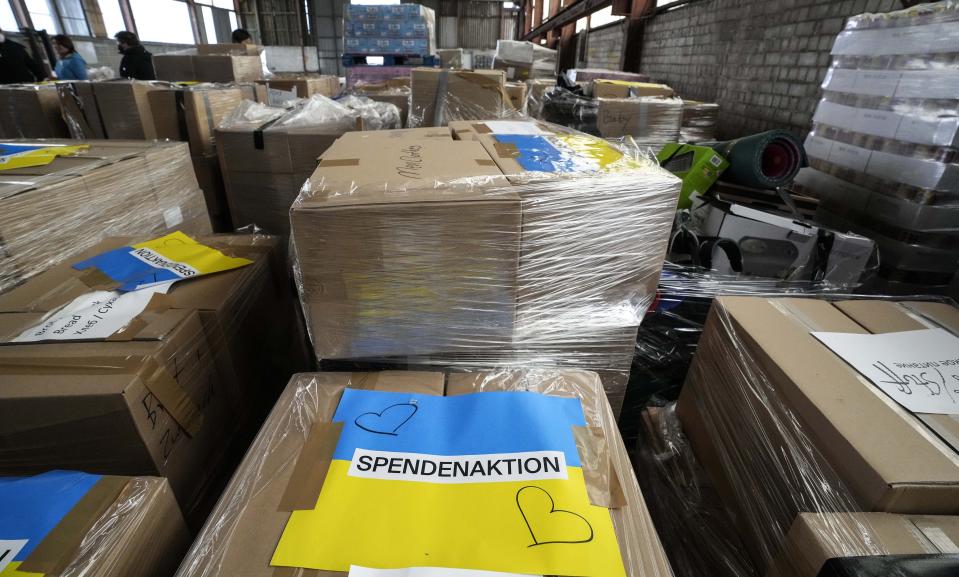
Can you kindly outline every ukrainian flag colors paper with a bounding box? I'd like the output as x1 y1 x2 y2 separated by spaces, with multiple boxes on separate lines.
71 231 252 292
0 144 89 172
0 471 102 577
271 390 626 577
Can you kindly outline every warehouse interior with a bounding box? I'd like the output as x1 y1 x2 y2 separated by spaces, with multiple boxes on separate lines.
1 2 958 577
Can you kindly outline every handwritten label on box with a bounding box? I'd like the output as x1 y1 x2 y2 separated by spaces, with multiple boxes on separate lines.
812 328 959 415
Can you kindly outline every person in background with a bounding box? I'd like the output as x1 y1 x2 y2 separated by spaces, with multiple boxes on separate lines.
114 31 154 80
231 28 252 44
0 28 46 83
52 34 87 80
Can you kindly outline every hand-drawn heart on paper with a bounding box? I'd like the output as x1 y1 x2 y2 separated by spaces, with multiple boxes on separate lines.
515 485 594 547
354 402 418 436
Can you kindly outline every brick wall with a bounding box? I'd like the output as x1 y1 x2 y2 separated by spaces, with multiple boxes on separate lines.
580 22 626 70
639 0 901 139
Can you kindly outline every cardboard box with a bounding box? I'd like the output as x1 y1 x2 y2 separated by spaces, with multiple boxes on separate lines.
592 80 675 99
149 86 248 156
1 473 189 577
254 76 340 106
409 68 506 127
351 77 410 126
658 143 729 208
192 153 231 231
57 81 106 139
292 138 518 358
332 126 451 146
197 43 262 55
154 54 263 82
0 84 69 138
594 97 683 142
174 369 673 577
689 193 875 284
0 140 211 292
505 81 527 113
769 512 959 577
437 47 463 68
92 80 165 139
0 233 303 521
677 296 959 571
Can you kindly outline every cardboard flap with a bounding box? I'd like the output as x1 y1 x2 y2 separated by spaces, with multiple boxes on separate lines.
349 371 446 396
278 422 344 512
573 425 626 508
18 476 129 574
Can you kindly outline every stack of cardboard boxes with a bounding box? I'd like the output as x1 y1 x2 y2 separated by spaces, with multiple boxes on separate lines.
154 45 264 83
0 140 210 292
0 233 308 526
492 39 557 81
290 120 681 413
344 3 435 56
0 84 69 138
408 67 507 127
677 296 959 576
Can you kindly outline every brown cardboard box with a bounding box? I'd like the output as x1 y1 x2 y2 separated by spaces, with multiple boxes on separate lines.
93 80 165 139
149 86 248 156
215 119 355 236
448 119 553 141
0 233 304 522
769 512 959 577
527 78 556 118
153 54 196 81
4 474 190 577
192 153 231 231
197 43 262 55
592 80 675 99
194 55 263 83
677 296 959 572
351 77 410 126
255 76 340 105
292 137 517 359
333 126 451 146
155 54 263 82
57 81 106 139
505 81 527 113
173 369 673 577
0 140 211 292
410 68 506 127
594 98 683 142
0 84 69 138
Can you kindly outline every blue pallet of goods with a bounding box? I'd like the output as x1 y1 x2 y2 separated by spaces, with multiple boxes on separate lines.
342 54 439 67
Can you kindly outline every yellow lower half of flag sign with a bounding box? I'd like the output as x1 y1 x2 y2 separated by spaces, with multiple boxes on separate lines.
271 460 626 577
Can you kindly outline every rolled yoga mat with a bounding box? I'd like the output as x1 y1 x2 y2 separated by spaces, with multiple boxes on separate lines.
709 130 807 189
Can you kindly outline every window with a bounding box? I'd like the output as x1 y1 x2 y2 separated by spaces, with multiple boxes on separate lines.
97 0 125 35
588 6 623 28
56 0 89 36
575 16 586 33
25 0 59 33
130 0 194 44
228 10 237 31
0 1 19 30
196 0 239 43
351 0 400 5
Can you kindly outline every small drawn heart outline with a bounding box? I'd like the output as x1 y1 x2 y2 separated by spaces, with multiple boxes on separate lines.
515 485 594 547
354 402 418 436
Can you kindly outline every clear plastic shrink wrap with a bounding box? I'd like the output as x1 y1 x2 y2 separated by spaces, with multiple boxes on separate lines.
407 67 514 127
0 233 310 526
154 47 263 83
215 95 401 237
175 369 674 577
290 119 681 414
801 1 959 286
663 294 959 577
0 140 211 293
679 100 719 143
0 473 190 577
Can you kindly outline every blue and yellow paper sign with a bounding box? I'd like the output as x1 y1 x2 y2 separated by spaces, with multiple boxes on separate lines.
0 144 89 171
271 390 626 577
0 471 101 577
72 231 253 292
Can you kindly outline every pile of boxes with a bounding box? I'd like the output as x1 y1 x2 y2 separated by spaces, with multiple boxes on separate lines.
290 119 681 412
0 140 209 292
344 3 435 56
0 84 69 138
492 39 557 81
796 3 959 291
154 44 264 83
408 67 508 126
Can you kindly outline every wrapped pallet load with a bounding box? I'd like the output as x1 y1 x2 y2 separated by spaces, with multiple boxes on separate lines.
0 140 211 292
0 84 69 138
0 471 189 577
175 369 674 577
215 95 401 237
289 119 681 414
0 232 310 526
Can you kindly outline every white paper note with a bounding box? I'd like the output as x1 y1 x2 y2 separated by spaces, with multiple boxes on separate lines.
481 120 547 135
812 328 959 415
11 283 172 343
349 567 538 577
